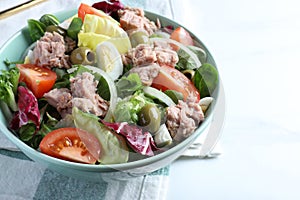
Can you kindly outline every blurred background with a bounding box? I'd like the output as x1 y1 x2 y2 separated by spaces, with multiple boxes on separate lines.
173 0 300 128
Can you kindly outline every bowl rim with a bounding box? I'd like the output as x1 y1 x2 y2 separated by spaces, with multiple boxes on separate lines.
0 8 220 172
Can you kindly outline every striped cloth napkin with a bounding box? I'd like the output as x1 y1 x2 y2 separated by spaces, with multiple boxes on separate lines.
0 131 222 200
0 1 221 199
0 149 170 200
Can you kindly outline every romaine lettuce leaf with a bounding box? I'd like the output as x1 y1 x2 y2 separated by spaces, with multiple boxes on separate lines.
83 14 124 37
78 32 131 54
72 107 129 164
78 14 131 53
78 32 110 51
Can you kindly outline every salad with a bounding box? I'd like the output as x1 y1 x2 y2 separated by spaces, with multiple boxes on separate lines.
0 0 218 165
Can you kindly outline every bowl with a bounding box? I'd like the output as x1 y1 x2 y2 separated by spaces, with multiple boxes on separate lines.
0 9 220 182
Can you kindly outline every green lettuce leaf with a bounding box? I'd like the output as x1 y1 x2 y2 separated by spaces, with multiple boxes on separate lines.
39 14 59 27
72 107 129 164
193 63 219 98
175 48 199 70
163 90 183 104
78 32 110 51
82 14 121 36
114 91 153 124
67 17 83 40
116 73 143 98
187 45 207 64
27 19 46 42
78 14 131 53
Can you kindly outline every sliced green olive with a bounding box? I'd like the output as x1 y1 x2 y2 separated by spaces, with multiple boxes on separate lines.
138 104 161 134
129 30 149 48
46 25 66 36
182 69 195 80
70 47 95 65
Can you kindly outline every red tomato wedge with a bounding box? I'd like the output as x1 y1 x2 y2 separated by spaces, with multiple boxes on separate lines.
16 64 57 98
152 65 200 101
170 27 194 46
39 128 101 164
78 3 113 22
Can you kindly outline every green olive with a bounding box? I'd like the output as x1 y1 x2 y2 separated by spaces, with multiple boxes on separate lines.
129 30 149 48
182 69 195 80
138 104 161 134
46 25 66 36
70 47 95 65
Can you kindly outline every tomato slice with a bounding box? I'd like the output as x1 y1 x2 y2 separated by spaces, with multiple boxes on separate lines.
78 3 113 22
170 27 194 46
152 65 200 101
39 128 101 164
16 64 57 98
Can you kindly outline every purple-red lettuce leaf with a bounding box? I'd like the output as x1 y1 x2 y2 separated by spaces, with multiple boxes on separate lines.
162 25 174 34
92 0 124 20
10 86 40 130
101 120 159 156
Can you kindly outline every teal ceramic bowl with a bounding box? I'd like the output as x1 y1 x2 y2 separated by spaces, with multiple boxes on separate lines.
0 9 219 181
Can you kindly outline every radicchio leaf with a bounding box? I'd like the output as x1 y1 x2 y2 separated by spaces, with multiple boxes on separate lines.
10 86 40 130
162 25 174 34
101 120 159 156
92 0 124 20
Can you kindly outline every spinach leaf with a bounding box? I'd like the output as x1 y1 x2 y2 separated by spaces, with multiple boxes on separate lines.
27 19 46 42
115 73 144 98
17 103 59 149
52 68 70 89
97 76 111 101
3 59 23 67
71 65 101 81
38 113 59 137
53 68 68 80
54 72 70 89
67 17 83 40
193 63 219 98
18 123 45 149
123 63 133 74
175 48 199 71
18 123 36 142
187 46 207 64
39 14 59 26
164 90 183 104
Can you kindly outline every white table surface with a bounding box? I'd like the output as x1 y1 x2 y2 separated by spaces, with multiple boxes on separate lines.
168 0 300 199
1 0 300 199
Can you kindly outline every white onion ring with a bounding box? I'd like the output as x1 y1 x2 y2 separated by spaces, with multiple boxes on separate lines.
143 86 176 106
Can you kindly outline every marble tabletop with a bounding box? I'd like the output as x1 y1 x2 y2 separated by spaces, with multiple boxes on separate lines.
168 0 300 199
1 0 300 199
